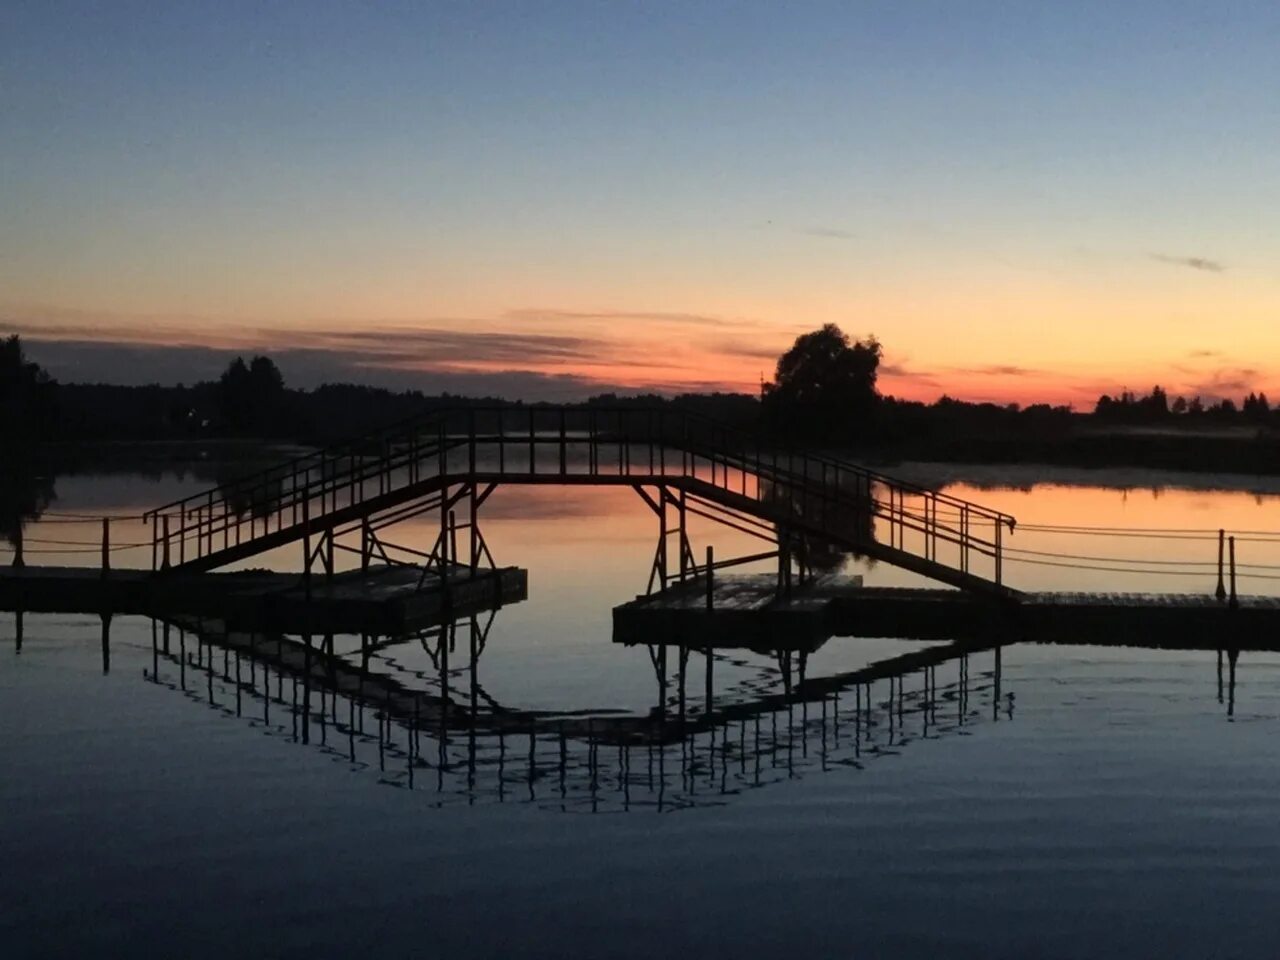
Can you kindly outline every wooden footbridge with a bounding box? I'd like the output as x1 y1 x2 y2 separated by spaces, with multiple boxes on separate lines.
136 404 1016 594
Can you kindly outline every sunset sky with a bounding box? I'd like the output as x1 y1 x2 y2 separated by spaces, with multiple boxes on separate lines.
4 2 1279 407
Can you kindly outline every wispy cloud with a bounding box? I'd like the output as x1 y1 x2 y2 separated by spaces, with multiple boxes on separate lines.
880 360 942 389
1151 253 1225 273
800 226 855 241
504 308 754 328
1 319 609 369
3 306 769 398
955 364 1041 377
1189 366 1261 399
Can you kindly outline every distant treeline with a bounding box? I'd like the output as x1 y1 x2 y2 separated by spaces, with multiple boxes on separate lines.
4 332 1280 478
1093 386 1275 424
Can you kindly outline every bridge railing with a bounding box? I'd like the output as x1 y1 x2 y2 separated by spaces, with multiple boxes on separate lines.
145 408 457 569
147 404 1015 586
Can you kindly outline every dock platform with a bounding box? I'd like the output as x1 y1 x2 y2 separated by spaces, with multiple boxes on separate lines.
613 575 1280 651
611 574 864 651
0 563 527 634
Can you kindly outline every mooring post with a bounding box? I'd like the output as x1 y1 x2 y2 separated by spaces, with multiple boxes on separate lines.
15 609 23 654
1229 535 1238 609
1227 647 1239 717
100 518 110 579
705 646 714 714
1216 528 1227 602
13 522 23 569
705 545 714 611
100 612 112 674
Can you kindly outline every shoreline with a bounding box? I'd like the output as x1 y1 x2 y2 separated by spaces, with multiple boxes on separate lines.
22 437 1280 496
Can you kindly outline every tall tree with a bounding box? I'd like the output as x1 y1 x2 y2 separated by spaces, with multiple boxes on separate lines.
0 336 59 543
219 355 286 433
0 334 58 447
762 324 881 441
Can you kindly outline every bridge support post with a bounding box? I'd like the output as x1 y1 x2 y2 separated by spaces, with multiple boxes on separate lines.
439 484 450 573
469 483 479 575
778 531 793 600
705 545 714 611
1216 528 1227 602
678 489 689 582
657 486 668 591
302 496 312 601
1229 535 1238 610
361 517 371 574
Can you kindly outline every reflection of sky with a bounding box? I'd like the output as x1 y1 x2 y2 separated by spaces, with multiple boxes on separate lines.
6 600 1280 954
5 3 1280 405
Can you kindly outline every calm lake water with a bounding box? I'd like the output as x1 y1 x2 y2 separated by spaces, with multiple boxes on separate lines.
4 464 1280 958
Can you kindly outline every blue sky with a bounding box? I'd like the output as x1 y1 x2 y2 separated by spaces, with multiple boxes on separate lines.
4 1 1279 403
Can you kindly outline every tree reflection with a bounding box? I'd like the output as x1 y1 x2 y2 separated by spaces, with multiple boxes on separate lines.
211 461 285 520
0 459 55 547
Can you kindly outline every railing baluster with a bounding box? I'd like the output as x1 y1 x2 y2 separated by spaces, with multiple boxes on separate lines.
558 408 566 475
499 410 506 474
470 408 478 476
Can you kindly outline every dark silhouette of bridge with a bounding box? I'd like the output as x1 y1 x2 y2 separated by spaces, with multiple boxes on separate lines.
143 405 1018 598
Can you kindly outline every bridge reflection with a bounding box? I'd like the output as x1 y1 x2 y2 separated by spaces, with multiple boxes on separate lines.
20 608 1263 811
124 610 1021 812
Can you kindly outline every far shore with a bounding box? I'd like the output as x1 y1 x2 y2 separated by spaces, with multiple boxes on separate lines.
25 435 1280 496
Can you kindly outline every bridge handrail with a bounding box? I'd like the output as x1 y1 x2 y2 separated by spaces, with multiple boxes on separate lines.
143 405 453 519
145 403 1011 526
666 408 1014 528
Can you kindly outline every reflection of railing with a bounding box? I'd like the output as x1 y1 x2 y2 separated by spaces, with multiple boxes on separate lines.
140 406 1018 594
147 614 1010 813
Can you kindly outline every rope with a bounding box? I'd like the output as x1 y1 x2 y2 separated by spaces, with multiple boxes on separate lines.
1003 555 1280 581
0 543 148 555
20 536 150 548
1014 522 1280 540
35 511 149 522
1001 544 1280 571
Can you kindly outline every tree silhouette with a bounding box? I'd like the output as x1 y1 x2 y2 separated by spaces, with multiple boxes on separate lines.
1 335 58 448
219 355 286 434
0 336 59 544
762 324 881 441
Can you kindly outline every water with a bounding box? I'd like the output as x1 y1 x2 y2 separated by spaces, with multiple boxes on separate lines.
4 465 1280 958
